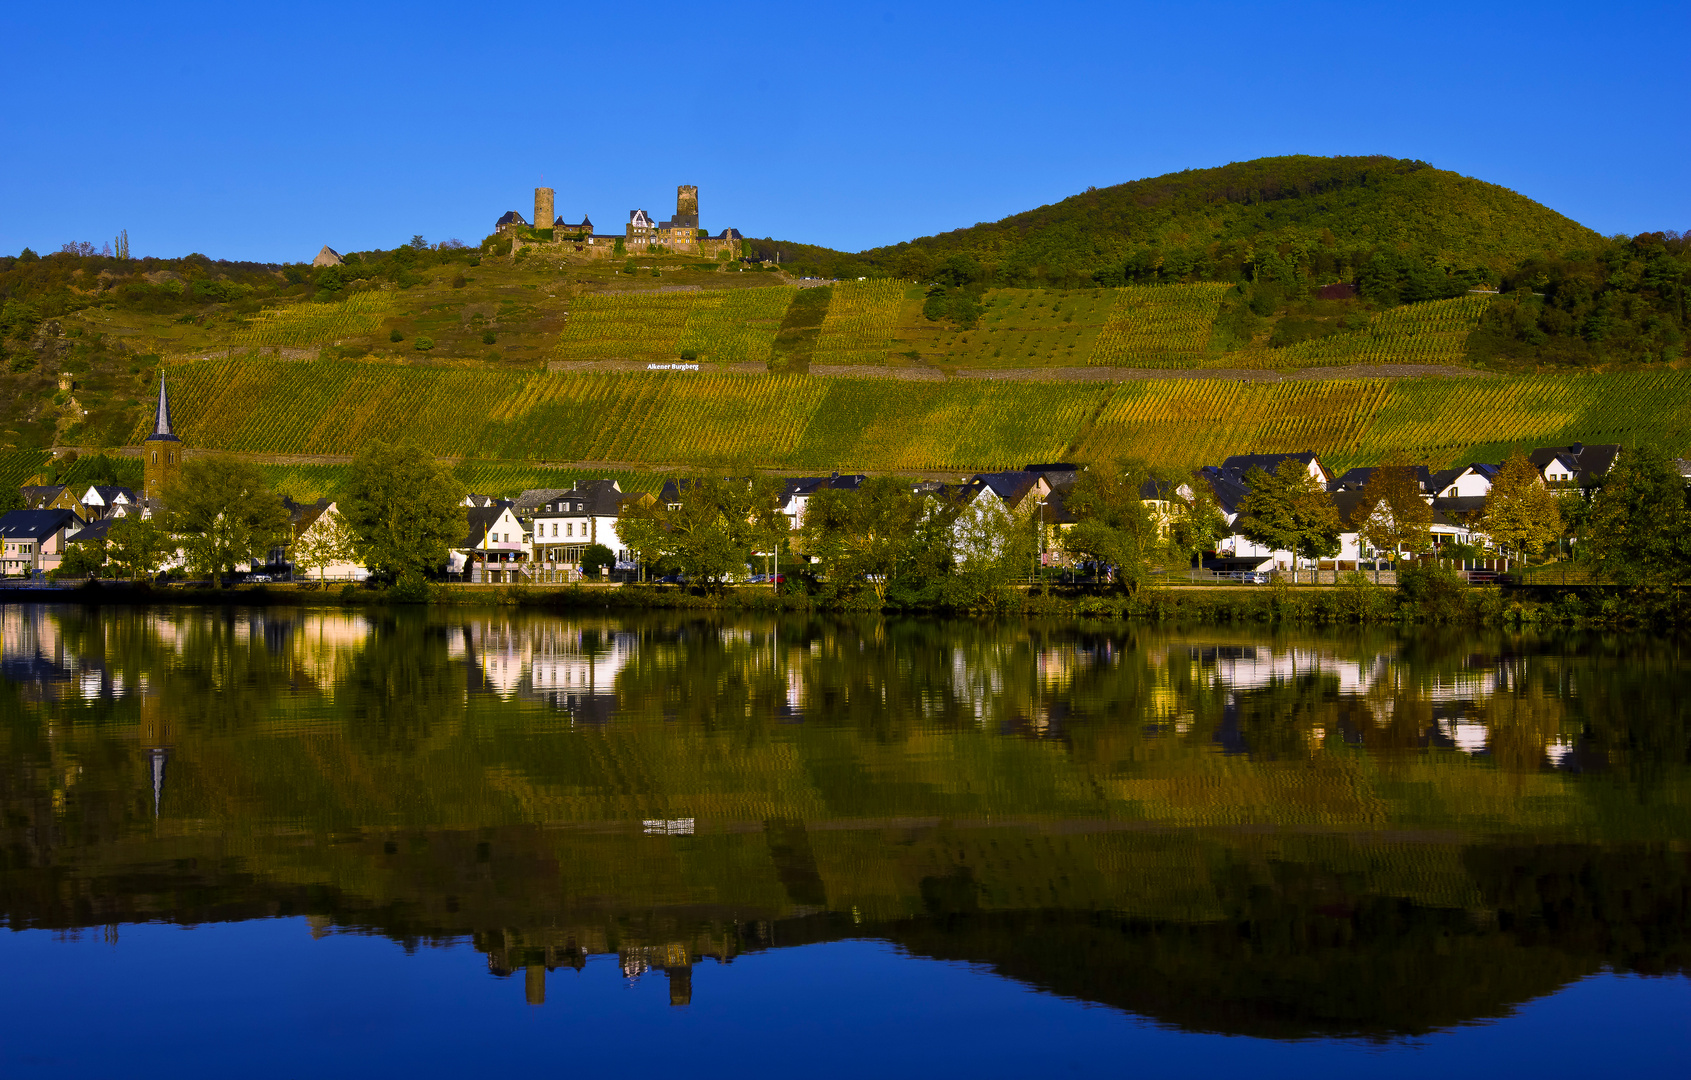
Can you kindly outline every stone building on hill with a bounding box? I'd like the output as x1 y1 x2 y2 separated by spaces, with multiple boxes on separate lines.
495 184 743 260
313 246 342 267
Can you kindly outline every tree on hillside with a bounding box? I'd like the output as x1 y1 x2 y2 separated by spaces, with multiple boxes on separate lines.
1238 465 1342 583
339 440 467 581
1350 463 1433 582
1481 452 1562 569
1579 446 1691 591
106 516 171 580
161 456 291 580
1061 466 1164 594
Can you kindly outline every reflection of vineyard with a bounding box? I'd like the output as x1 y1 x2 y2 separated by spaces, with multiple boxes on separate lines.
142 359 1691 472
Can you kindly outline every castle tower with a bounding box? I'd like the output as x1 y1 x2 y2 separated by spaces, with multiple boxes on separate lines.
674 185 698 230
534 187 555 232
143 376 183 505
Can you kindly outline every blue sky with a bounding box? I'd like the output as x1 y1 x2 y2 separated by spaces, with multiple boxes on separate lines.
2 1 1686 263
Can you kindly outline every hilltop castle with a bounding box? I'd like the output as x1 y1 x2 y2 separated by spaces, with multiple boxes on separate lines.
495 185 742 259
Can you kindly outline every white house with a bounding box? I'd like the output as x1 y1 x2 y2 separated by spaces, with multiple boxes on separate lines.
289 502 368 582
77 485 138 521
454 503 527 583
528 480 629 577
1430 463 1499 500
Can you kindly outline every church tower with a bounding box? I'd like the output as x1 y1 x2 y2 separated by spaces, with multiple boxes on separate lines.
143 376 183 505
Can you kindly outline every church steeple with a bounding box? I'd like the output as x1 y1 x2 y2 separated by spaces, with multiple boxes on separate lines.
150 376 174 438
143 374 183 503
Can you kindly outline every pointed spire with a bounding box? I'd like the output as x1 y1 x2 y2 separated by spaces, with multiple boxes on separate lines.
153 376 172 437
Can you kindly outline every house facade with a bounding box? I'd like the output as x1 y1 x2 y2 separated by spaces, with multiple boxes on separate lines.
0 509 85 576
454 504 528 583
528 480 628 579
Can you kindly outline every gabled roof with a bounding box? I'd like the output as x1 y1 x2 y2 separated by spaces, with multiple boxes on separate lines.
19 485 65 509
81 484 136 504
1328 466 1432 493
514 488 573 515
461 504 517 547
716 228 743 240
496 210 529 227
537 479 626 517
1197 467 1254 519
0 508 83 540
74 518 116 544
963 471 1045 511
1217 451 1325 482
1530 443 1621 481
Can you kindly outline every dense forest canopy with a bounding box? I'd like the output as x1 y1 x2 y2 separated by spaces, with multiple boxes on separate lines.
758 156 1605 286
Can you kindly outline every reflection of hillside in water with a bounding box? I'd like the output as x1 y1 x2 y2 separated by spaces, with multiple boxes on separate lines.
0 606 1685 1037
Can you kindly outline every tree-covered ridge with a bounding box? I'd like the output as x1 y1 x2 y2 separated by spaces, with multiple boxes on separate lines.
769 156 1603 287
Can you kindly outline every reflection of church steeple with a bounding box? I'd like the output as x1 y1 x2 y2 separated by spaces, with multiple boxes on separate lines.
148 748 169 817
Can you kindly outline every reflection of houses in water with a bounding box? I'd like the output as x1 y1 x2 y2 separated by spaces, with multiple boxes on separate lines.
449 621 634 721
1187 644 1499 704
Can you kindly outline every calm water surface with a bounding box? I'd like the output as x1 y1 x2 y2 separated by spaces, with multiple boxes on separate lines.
1 606 1686 1077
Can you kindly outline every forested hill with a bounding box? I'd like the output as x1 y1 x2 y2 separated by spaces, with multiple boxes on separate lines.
762 156 1603 288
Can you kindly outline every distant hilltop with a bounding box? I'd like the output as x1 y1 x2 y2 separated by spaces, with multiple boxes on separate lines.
493 184 744 260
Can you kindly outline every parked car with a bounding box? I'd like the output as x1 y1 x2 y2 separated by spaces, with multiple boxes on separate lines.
248 573 272 584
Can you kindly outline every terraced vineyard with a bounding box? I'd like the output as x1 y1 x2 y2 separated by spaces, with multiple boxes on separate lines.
1230 294 1493 369
813 280 910 364
252 461 663 502
228 289 394 348
551 287 794 364
140 358 1691 474
0 448 49 489
1089 283 1232 366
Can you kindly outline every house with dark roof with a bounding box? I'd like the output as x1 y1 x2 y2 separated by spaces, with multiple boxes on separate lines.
1216 452 1330 487
495 211 530 228
0 509 85 576
529 480 630 576
1429 463 1500 500
1327 466 1433 496
76 484 138 521
19 484 68 511
452 503 527 584
1528 443 1621 487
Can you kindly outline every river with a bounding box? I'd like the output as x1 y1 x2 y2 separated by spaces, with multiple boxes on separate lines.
1 606 1686 1076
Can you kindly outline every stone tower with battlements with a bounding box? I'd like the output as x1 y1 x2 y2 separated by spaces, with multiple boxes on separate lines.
674 185 698 230
534 188 555 232
143 376 183 505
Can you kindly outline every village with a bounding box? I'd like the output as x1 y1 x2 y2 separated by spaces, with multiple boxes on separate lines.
0 375 1634 588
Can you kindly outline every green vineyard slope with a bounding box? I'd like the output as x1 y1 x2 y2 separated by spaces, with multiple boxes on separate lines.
140 359 1691 475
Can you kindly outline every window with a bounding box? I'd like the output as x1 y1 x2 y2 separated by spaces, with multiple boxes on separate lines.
566 523 573 537
151 452 157 464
